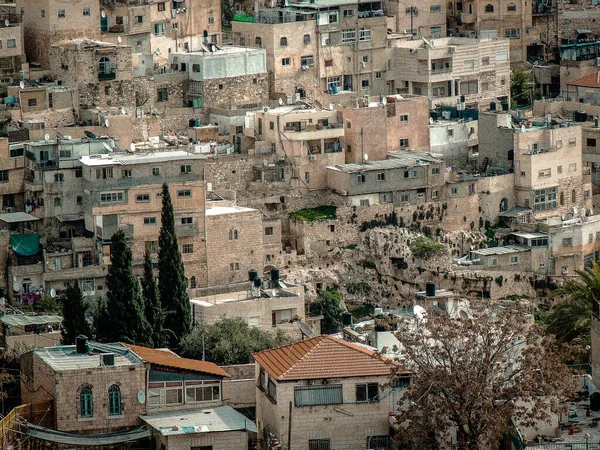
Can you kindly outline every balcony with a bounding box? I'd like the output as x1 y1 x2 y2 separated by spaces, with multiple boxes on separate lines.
97 223 134 240
176 223 200 238
98 69 116 81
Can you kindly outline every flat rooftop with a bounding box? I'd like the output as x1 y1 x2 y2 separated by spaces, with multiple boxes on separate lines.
34 342 143 371
327 151 442 173
80 150 204 166
511 231 548 239
205 206 257 216
171 46 264 56
471 245 529 256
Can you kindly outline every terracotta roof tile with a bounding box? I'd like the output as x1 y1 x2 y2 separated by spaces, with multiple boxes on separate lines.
123 343 230 378
567 72 600 89
253 335 408 381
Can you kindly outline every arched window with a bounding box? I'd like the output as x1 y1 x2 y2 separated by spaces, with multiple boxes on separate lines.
507 2 517 10
229 229 239 240
572 190 576 203
108 385 121 416
190 276 197 289
80 387 93 417
468 3 473 13
499 198 508 212
485 4 494 12
98 57 111 75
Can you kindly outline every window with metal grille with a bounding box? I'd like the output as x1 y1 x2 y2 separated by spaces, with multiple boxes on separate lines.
267 378 277 403
108 385 121 415
356 383 379 402
294 385 343 406
309 439 330 450
367 436 389 449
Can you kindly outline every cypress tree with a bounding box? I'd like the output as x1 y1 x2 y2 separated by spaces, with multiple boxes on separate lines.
158 183 191 347
101 229 153 346
141 249 166 348
61 282 91 344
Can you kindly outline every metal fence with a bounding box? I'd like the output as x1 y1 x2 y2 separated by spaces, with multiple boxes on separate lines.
526 443 600 449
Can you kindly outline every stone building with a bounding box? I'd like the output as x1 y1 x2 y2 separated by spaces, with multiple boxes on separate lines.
232 0 388 103
447 0 538 64
253 335 412 450
429 110 479 166
17 0 100 68
388 37 511 108
0 138 25 213
0 12 25 78
341 94 430 163
167 46 268 109
385 0 446 37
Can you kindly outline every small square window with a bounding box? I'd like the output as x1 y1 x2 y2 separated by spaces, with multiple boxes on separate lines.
280 37 288 46
41 9 46 18
144 217 157 225
182 244 194 254
282 58 291 66
83 8 91 16
152 167 160 176
181 217 193 225
265 227 274 236
58 9 66 18
361 79 369 89
158 2 166 11
54 173 64 182
375 72 382 79
76 195 83 205
376 172 386 181
181 165 192 174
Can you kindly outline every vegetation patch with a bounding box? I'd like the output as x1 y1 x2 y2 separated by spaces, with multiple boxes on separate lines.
410 236 446 259
289 205 337 221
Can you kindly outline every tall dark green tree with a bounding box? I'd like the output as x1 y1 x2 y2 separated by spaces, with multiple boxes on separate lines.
142 249 167 348
98 229 153 346
61 282 92 344
309 287 343 334
158 183 191 347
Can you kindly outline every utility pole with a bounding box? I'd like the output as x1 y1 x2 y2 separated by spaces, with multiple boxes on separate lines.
361 127 364 163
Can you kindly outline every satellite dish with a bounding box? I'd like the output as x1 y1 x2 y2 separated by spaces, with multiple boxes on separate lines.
521 125 526 133
155 48 161 56
278 98 283 106
4 19 9 27
117 36 122 44
104 119 110 127
49 288 56 298
328 103 333 111
382 97 387 105
120 106 126 115
129 143 136 152
84 130 96 139
137 390 146 404
363 153 369 161
19 80 24 89
101 10 106 18
44 133 50 141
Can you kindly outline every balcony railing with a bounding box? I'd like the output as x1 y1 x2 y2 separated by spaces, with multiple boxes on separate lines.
97 223 134 240
98 70 116 81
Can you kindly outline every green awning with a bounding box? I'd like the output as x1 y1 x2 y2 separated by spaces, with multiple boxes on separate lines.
0 315 62 327
10 233 40 256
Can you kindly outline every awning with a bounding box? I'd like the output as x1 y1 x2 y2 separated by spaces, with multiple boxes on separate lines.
0 314 62 327
0 212 39 223
56 213 85 223
577 29 592 34
498 207 531 218
27 424 150 446
10 233 40 256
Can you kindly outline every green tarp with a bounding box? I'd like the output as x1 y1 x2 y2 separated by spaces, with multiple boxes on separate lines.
27 424 150 445
0 315 62 327
10 233 40 256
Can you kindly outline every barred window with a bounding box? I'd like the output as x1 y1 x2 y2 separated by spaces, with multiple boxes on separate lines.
294 385 343 406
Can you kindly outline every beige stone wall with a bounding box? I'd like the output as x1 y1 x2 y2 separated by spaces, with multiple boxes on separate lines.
201 73 268 109
387 0 446 36
157 430 248 450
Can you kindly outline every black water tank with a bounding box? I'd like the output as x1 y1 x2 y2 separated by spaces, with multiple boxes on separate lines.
342 312 353 326
460 95 466 103
76 335 88 354
248 269 258 282
271 268 280 282
574 110 588 122
591 392 600 411
426 281 436 297
189 119 196 127
254 277 263 288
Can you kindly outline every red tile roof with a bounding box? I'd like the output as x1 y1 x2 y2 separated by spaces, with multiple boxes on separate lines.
253 335 408 381
567 72 600 89
124 343 230 378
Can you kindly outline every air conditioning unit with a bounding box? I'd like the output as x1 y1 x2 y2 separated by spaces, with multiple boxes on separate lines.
309 155 317 161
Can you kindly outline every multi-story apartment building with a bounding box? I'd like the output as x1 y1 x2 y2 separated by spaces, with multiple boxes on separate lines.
232 0 388 102
79 150 207 288
100 0 221 57
0 139 25 213
246 104 345 190
326 151 445 207
0 7 25 79
341 94 430 163
447 0 537 64
17 0 100 68
386 0 446 37
388 37 511 108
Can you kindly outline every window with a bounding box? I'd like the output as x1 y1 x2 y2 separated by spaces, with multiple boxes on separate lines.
432 190 439 199
327 76 341 90
404 170 417 178
208 16 214 25
265 227 274 236
229 229 239 240
361 79 369 89
538 168 551 178
485 3 494 11
344 9 354 16
230 262 240 271
394 376 411 389
185 381 221 403
280 37 288 46
76 196 83 205
155 23 166 36
430 4 442 11
267 378 277 403
136 194 150 203
80 387 93 417
482 56 490 65
448 129 454 137
304 34 311 44
54 173 64 182
376 71 382 79
356 383 379 402
507 2 517 10
41 10 46 17
96 168 114 179
563 238 573 247
488 257 498 267
301 55 314 66
451 187 458 196
569 139 577 147
294 385 343 406
460 80 478 94
83 7 91 16
309 440 330 450
588 138 597 147
482 82 489 91
148 382 183 406
181 165 192 174
178 190 192 198
158 2 166 11
585 190 591 199
569 163 577 172
122 169 132 178
182 244 193 254
282 58 291 66
181 217 193 225
367 436 389 449
357 174 366 183
144 217 157 225
430 25 442 36
400 138 409 148
510 255 519 265
27 98 37 107
505 28 520 38
58 9 66 18
534 187 557 211
146 241 159 254
172 22 179 31
329 11 339 23
342 29 356 42
108 385 121 416
360 199 370 207
135 15 143 24
376 172 386 181
9 148 23 158
100 192 124 203
59 149 71 158
399 114 409 123
359 27 371 41
157 88 168 102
